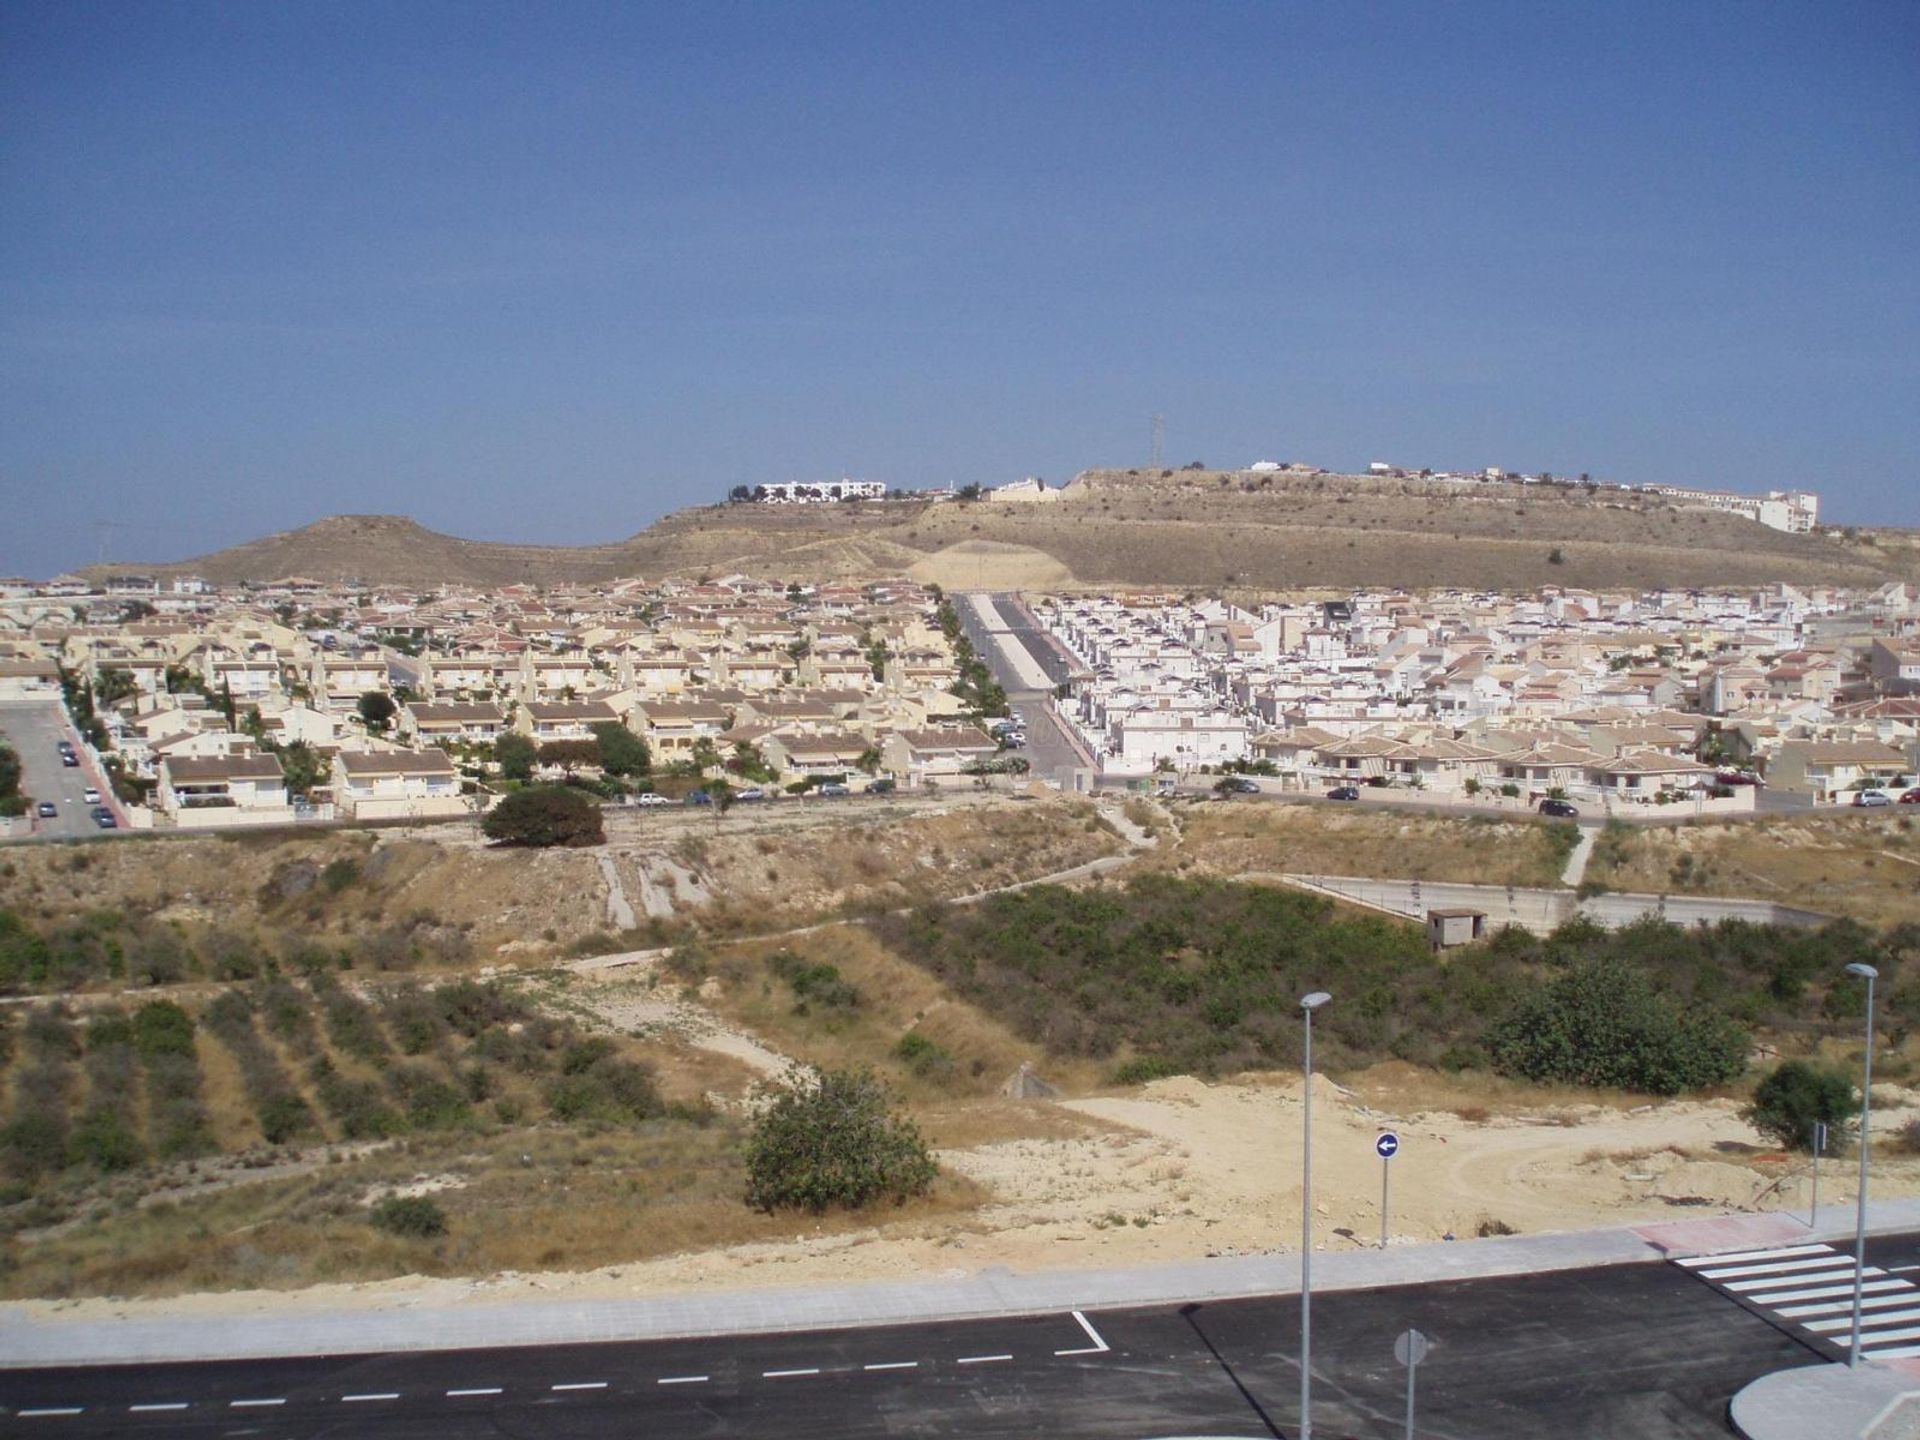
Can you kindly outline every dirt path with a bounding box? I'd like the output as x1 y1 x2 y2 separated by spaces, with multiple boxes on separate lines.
597 853 637 931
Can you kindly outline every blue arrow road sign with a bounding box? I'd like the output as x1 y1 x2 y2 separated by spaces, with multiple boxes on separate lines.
1376 1132 1400 1160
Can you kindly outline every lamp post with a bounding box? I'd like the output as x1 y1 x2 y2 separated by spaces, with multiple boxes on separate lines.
1300 990 1332 1440
1847 961 1879 1369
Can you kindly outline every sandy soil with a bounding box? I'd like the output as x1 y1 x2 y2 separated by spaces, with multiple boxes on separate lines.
21 1065 1920 1326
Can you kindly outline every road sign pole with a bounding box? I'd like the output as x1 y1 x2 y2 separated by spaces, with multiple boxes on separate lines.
1382 1154 1390 1250
1394 1329 1428 1440
1374 1132 1400 1249
1810 1121 1826 1229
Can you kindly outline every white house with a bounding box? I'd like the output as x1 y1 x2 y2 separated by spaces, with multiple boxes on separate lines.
331 748 467 820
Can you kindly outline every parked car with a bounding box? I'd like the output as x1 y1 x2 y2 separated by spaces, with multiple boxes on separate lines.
93 811 117 830
1326 785 1361 801
1901 789 1920 805
1538 798 1581 818
864 778 896 794
735 787 767 802
1853 790 1895 808
1714 771 1762 787
633 792 672 807
816 782 851 797
684 789 711 806
82 787 100 805
60 751 79 767
36 801 56 819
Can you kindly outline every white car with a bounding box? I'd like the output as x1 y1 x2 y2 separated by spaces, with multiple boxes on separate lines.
82 787 101 805
633 792 672 807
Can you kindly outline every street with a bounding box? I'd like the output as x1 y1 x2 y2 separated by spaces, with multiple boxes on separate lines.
0 1243 1846 1437
0 700 121 842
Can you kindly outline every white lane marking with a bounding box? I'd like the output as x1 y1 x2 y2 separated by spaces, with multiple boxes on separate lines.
1700 1256 1860 1281
863 1361 919 1372
957 1354 1013 1365
763 1368 820 1379
1727 1265 1882 1293
343 1393 401 1402
1055 1308 1112 1356
1872 1343 1920 1358
1890 1265 1920 1274
553 1381 609 1391
1677 1243 1834 1269
1806 1308 1920 1334
447 1387 503 1397
231 1398 287 1408
656 1376 708 1386
129 1403 190 1413
1850 1325 1920 1347
1746 1278 1907 1304
18 1410 84 1418
1779 1292 1920 1319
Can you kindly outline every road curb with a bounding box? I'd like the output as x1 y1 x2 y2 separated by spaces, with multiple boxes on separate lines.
10 1198 1920 1368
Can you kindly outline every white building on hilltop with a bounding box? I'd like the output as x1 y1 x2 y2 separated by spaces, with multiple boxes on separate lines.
749 480 886 504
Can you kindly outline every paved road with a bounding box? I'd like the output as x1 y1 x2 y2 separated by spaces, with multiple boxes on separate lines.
0 701 118 841
0 1253 1827 1437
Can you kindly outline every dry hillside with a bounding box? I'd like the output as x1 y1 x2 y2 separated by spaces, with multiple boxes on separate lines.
90 468 1915 591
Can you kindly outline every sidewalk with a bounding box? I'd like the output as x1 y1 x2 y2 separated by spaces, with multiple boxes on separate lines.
1732 1361 1920 1440
8 1197 1920 1369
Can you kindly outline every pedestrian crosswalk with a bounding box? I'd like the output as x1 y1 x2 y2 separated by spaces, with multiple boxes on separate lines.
1678 1242 1920 1360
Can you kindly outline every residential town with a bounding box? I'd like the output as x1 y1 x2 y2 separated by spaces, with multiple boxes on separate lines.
0 573 1006 836
1 569 1917 840
1035 581 1920 809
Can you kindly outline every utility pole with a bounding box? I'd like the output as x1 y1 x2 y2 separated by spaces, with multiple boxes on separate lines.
1150 414 1166 468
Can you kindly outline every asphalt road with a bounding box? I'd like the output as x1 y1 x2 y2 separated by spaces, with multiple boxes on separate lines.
0 701 117 841
0 1251 1835 1437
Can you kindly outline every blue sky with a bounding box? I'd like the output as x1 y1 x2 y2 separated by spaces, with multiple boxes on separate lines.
2 1 1916 577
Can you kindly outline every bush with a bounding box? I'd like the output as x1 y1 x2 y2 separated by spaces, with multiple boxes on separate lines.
133 1001 196 1060
545 1056 663 1124
1745 1061 1857 1153
1488 957 1748 1096
767 951 861 1013
481 785 605 848
744 1066 936 1213
893 1031 955 1080
370 1194 447 1238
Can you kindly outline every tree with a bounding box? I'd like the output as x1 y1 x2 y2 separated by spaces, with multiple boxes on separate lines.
278 740 326 798
481 785 604 848
1547 547 1566 566
357 690 397 732
1488 957 1748 1096
0 743 24 818
592 721 652 778
728 484 753 503
537 738 602 777
495 732 536 782
1745 1061 1857 1153
744 1067 937 1213
94 667 139 707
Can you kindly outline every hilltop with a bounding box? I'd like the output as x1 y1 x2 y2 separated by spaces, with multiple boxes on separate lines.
88 469 1916 592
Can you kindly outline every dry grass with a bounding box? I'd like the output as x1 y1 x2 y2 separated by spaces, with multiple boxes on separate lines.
0 1121 988 1300
1156 804 1572 888
693 924 1111 1102
1583 813 1920 926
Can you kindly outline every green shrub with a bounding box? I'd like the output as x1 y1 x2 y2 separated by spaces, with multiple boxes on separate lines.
767 951 861 1012
481 785 605 848
1745 1061 1857 1153
320 858 360 894
545 1057 663 1124
1488 957 1748 1096
1112 1055 1184 1085
744 1067 936 1213
370 1194 447 1238
893 1031 955 1079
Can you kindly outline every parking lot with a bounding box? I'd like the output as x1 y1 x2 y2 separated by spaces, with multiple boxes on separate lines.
0 700 124 841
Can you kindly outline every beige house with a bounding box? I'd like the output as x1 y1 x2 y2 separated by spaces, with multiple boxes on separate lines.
879 725 999 784
158 752 294 827
1766 739 1911 801
518 699 620 742
0 658 61 700
401 701 507 745
331 748 467 820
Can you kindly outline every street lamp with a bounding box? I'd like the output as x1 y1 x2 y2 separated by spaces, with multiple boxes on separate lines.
1300 990 1332 1440
1847 961 1879 1369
